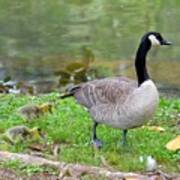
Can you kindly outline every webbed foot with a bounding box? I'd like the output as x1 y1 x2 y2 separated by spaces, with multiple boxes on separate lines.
92 139 103 149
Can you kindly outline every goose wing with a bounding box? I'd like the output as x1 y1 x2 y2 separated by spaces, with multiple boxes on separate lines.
73 77 137 109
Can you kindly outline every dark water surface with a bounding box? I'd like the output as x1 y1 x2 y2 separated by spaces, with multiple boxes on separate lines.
0 0 179 95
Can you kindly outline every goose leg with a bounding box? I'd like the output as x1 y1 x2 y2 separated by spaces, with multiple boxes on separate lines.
122 129 127 145
92 122 103 148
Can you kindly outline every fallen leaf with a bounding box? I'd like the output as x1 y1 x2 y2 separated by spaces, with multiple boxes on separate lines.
29 151 45 158
28 143 45 152
52 144 60 157
142 126 165 132
100 156 113 170
125 176 141 180
166 135 180 151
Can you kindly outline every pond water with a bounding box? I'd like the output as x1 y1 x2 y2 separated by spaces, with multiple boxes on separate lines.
0 0 179 95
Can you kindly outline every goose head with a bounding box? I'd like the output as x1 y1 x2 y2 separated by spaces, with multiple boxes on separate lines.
141 32 172 47
135 32 172 86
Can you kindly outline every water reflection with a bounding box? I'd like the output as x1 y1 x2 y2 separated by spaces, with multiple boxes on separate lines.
0 0 179 94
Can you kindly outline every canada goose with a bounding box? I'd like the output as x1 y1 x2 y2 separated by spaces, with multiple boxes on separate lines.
61 32 172 147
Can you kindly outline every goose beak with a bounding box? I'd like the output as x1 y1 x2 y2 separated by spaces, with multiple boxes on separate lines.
161 39 172 45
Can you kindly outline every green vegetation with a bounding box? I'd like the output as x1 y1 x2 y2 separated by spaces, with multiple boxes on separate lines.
0 160 58 176
0 93 179 173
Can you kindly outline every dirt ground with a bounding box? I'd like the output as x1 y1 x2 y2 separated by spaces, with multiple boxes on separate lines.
0 169 59 180
0 150 179 180
0 169 61 180
0 168 180 180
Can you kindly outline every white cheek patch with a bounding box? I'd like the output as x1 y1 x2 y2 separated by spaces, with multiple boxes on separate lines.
148 35 160 46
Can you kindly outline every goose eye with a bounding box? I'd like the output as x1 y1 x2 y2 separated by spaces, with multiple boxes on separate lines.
156 34 162 41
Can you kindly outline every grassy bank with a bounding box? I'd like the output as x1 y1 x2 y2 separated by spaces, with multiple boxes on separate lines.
0 93 179 173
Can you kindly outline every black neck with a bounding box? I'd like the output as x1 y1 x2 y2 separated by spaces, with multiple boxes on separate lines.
135 40 151 86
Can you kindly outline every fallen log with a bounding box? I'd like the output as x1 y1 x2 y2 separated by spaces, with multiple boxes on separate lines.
0 151 179 179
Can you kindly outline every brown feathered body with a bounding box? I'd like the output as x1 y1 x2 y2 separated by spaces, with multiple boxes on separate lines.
18 103 52 120
2 125 41 144
72 77 159 129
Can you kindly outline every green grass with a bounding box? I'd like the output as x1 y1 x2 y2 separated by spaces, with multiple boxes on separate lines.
0 160 58 176
0 93 179 173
